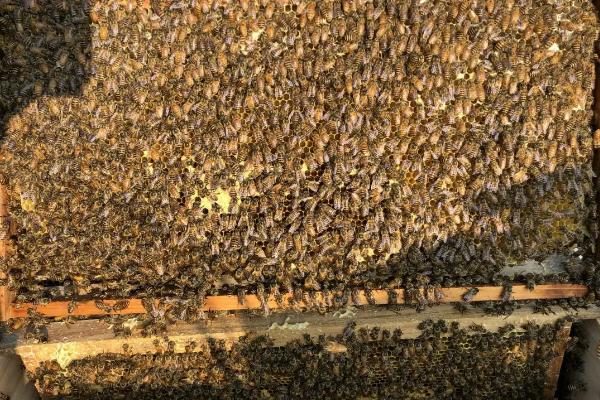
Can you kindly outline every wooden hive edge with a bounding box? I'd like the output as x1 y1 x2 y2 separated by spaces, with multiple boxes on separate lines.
544 321 572 399
2 283 589 321
5 304 598 375
0 184 14 322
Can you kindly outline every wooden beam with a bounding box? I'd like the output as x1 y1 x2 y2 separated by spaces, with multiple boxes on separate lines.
5 304 597 373
0 183 7 218
544 322 572 399
0 287 12 323
5 284 588 320
0 184 12 322
593 0 600 261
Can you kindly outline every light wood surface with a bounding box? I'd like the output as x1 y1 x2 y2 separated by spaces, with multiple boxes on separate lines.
4 304 597 374
0 184 12 322
544 322 572 399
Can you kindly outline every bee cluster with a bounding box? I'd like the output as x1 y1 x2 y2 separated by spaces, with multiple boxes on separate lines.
0 0 597 300
0 0 91 130
33 320 563 399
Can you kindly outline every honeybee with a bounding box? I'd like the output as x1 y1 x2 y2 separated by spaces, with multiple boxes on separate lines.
1 0 595 313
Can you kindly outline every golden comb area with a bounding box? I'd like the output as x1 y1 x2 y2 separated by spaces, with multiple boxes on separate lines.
0 0 598 300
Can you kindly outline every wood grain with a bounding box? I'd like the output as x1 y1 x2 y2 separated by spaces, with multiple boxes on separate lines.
6 304 595 373
5 284 588 320
543 322 572 399
0 184 12 322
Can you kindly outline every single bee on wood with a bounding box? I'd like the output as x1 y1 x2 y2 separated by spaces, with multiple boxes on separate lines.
462 287 480 303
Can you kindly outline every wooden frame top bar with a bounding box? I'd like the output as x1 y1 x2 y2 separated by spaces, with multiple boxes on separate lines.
3 283 588 321
5 304 597 373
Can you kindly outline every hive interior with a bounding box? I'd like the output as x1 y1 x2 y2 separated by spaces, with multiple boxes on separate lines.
31 320 564 400
0 0 598 300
